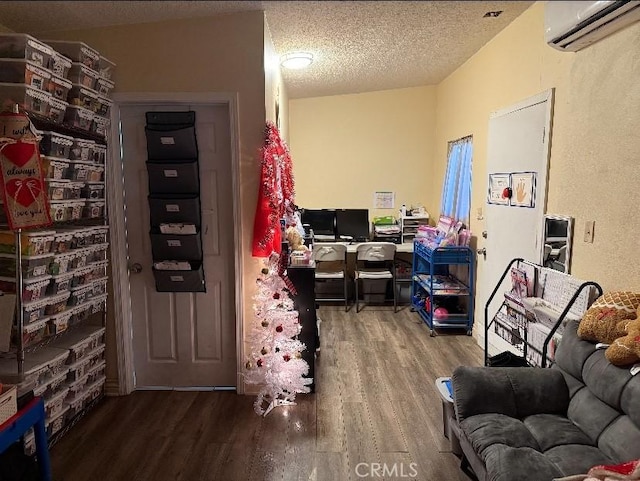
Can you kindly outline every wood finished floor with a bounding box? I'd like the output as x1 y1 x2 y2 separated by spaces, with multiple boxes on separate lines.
51 306 482 481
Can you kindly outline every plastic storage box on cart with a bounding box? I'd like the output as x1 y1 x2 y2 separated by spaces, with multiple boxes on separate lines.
39 131 73 159
71 247 91 269
17 317 50 347
46 404 70 438
0 346 69 389
64 105 94 131
0 230 55 256
92 227 109 244
69 138 95 162
43 41 100 70
48 251 76 276
85 359 106 384
46 180 71 201
0 385 17 425
51 232 74 253
87 164 104 182
84 201 105 219
91 277 108 297
0 33 53 67
0 83 51 116
0 59 51 90
92 144 107 164
83 182 104 200
50 325 105 364
91 115 109 137
0 275 50 302
67 85 99 112
94 77 114 97
49 51 72 78
48 310 72 336
20 298 47 324
98 56 116 80
43 291 70 316
47 96 68 124
69 161 91 182
46 73 72 101
68 283 93 306
93 96 112 117
41 156 70 180
0 252 53 278
44 386 69 418
85 375 106 404
33 367 68 399
47 271 74 295
66 62 99 89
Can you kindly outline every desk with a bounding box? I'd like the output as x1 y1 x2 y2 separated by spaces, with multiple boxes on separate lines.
340 242 414 254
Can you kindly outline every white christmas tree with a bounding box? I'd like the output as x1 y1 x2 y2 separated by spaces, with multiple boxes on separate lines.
244 252 312 415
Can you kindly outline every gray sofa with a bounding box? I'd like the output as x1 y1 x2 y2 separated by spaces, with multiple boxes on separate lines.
451 320 640 481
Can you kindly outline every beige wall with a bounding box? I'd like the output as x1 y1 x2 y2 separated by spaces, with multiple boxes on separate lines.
264 17 289 142
38 12 267 392
434 2 640 339
290 86 436 219
0 24 13 33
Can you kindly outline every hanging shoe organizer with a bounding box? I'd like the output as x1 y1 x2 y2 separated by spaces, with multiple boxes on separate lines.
145 111 205 292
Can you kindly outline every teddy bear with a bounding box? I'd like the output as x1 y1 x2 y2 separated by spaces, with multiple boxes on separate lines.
285 226 308 252
577 291 640 344
605 306 640 366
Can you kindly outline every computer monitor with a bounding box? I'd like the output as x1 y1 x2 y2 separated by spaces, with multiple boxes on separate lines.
301 209 336 237
336 209 370 241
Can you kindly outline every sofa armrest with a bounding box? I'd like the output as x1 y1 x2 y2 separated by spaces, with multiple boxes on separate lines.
452 366 570 422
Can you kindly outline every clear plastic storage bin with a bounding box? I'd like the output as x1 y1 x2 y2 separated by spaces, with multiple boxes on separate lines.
48 310 72 336
51 232 74 253
0 275 51 302
98 56 116 80
47 180 71 201
64 105 94 131
44 386 69 418
66 356 91 382
41 157 70 180
33 368 68 399
39 131 73 159
67 85 98 111
0 230 55 256
0 34 53 67
18 317 49 346
68 284 93 306
44 41 100 70
71 266 92 288
0 59 51 90
47 271 74 295
84 201 105 219
69 303 92 326
66 62 99 89
85 375 106 403
86 359 106 384
83 183 104 200
71 247 90 269
48 252 76 276
46 74 72 101
21 298 47 324
46 405 70 438
0 82 51 116
94 77 114 97
69 138 95 162
92 227 109 244
92 144 107 164
0 253 53 278
91 277 108 297
67 201 85 221
69 161 90 182
47 96 68 124
43 291 70 316
87 165 104 182
93 96 112 117
91 115 109 137
49 51 72 78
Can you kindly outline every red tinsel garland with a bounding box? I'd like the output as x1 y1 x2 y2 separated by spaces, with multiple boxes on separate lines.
252 122 295 257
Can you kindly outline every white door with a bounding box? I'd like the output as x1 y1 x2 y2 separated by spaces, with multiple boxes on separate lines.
118 102 236 388
479 90 554 355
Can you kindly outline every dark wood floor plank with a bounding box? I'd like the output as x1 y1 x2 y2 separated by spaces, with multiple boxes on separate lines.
50 305 482 481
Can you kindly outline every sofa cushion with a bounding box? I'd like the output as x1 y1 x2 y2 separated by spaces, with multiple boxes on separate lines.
523 414 592 451
567 387 621 444
555 321 596 381
482 445 563 481
621 374 640 427
461 414 540 459
583 350 632 409
544 444 614 476
599 415 640 462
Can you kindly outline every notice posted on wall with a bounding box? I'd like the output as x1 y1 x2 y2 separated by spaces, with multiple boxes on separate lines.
373 191 395 209
487 173 510 205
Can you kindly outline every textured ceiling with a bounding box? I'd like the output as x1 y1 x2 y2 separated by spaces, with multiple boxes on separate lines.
0 1 533 99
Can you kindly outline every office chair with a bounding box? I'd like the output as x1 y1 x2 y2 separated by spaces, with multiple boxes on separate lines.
354 242 397 313
312 243 349 311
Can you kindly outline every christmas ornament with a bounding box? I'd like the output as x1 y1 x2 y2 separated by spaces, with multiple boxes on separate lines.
283 354 291 362
261 320 269 327
257 359 263 367
273 292 280 300
262 268 269 275
276 325 283 333
261 347 269 355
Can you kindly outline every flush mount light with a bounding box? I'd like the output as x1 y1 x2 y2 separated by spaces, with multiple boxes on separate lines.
280 52 313 70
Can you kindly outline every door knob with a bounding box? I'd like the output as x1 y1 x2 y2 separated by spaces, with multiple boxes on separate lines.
130 263 143 274
477 248 487 259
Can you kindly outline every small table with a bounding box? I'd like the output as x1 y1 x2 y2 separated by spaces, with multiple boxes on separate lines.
0 397 51 481
435 377 461 455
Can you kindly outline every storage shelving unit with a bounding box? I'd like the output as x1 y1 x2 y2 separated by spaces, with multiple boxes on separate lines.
400 215 429 244
484 258 602 368
411 241 474 336
0 33 114 453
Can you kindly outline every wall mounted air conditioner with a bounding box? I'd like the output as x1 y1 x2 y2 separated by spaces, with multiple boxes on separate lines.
545 1 640 51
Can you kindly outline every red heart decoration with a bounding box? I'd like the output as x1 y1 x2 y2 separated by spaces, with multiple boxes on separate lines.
5 177 42 207
2 141 36 167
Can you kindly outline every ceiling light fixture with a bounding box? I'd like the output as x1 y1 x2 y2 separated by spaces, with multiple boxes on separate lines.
483 10 503 18
280 52 313 70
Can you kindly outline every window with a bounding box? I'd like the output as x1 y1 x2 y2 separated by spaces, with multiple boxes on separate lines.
440 136 472 224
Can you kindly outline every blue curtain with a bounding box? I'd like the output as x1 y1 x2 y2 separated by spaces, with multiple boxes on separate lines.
440 137 473 224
